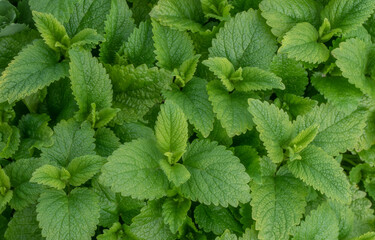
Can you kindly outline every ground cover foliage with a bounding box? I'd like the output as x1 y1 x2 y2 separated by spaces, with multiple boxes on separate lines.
1 0 375 239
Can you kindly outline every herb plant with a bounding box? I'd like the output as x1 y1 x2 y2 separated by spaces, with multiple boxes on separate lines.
1 0 375 239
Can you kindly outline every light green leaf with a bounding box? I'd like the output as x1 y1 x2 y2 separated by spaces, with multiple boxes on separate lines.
4 205 43 240
67 155 106 186
259 0 321 38
251 173 307 240
100 138 169 200
209 9 277 69
321 0 375 34
5 158 49 210
215 230 238 240
41 120 96 167
352 232 375 240
194 204 242 235
150 0 205 32
201 0 232 21
32 11 70 51
155 101 188 163
207 80 254 137
97 222 124 240
294 104 368 156
129 200 176 240
174 54 200 86
328 200 354 239
95 127 121 157
282 94 317 119
0 123 20 158
311 74 363 113
293 202 339 240
289 124 318 154
248 99 293 163
180 140 251 207
123 20 155 67
29 0 79 23
332 38 375 98
288 145 351 203
37 188 100 240
203 57 242 92
164 77 214 138
279 22 329 64
65 0 111 36
235 67 284 92
162 198 191 233
152 20 195 71
0 40 69 103
270 54 308 96
0 167 12 210
159 160 190 187
69 47 113 119
100 0 135 64
70 28 104 48
30 165 67 190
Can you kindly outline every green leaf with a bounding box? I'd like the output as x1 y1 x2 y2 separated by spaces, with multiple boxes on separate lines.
328 200 354 239
65 0 111 36
69 48 113 119
282 94 317 119
215 230 238 240
209 10 277 69
150 0 205 32
99 0 135 64
30 164 67 190
201 0 232 21
174 54 200 86
321 0 375 34
123 20 155 67
129 200 175 240
29 0 79 23
152 20 195 71
235 67 284 92
270 54 308 96
162 197 191 233
311 74 363 113
164 77 214 137
100 138 169 200
288 145 351 203
36 188 100 240
202 57 242 92
4 205 43 240
279 22 329 64
180 140 250 207
5 158 49 210
0 167 12 210
159 160 191 187
194 204 242 235
70 28 104 48
289 124 319 154
259 0 321 38
293 202 339 240
108 64 172 123
97 222 124 240
67 155 106 186
251 173 307 240
0 40 69 103
41 120 96 167
207 80 254 137
32 11 70 52
155 101 188 163
332 38 375 98
294 104 368 156
248 99 293 163
0 123 20 158
353 232 375 240
234 146 262 184
95 127 121 157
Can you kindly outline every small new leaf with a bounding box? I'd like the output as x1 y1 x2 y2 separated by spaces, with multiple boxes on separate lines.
30 165 68 190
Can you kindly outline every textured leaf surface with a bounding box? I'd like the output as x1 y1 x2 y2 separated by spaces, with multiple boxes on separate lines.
235 67 284 92
207 80 254 137
259 0 321 38
248 99 293 163
209 10 277 69
150 0 205 32
100 0 135 64
155 101 188 163
0 40 69 103
164 78 214 137
152 20 195 70
30 164 66 190
180 140 250 207
162 198 191 233
130 200 175 240
100 138 169 200
29 0 79 23
67 155 106 186
94 127 121 157
251 173 307 240
288 145 351 203
279 22 329 64
36 188 100 240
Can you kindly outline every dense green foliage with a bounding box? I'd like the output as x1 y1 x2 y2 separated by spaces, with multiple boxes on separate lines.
1 0 375 239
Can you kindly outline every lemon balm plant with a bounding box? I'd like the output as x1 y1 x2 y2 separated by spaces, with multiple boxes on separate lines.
1 0 375 239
